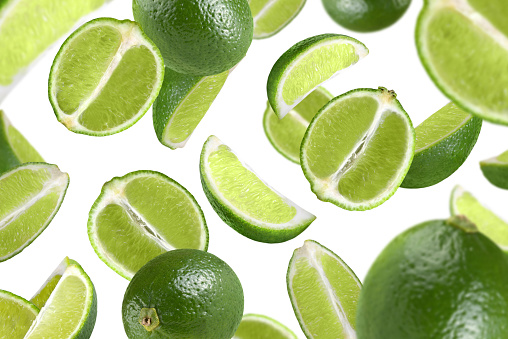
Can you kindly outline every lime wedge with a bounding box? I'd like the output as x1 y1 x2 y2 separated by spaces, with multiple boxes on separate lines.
24 258 97 339
0 110 44 175
263 87 332 164
234 314 297 339
88 170 208 280
301 88 415 211
267 34 368 119
480 150 508 190
30 259 69 310
200 136 315 243
49 18 164 136
416 0 508 125
0 290 38 338
287 240 361 339
153 67 229 149
0 163 69 262
250 0 306 39
451 186 508 253
401 102 482 188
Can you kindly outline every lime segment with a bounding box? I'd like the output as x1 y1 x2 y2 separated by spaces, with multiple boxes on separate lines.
480 150 508 189
250 0 306 39
0 290 38 338
234 314 297 339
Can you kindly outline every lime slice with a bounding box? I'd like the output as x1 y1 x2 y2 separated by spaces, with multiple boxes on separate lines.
153 67 229 149
24 258 97 339
0 290 38 338
250 0 306 39
401 102 482 189
416 0 508 125
301 88 415 211
49 18 164 136
200 136 315 243
267 34 368 119
0 163 69 262
88 170 208 280
234 314 297 339
480 151 508 190
0 110 44 175
451 186 508 252
287 240 361 338
263 87 332 164
0 0 109 101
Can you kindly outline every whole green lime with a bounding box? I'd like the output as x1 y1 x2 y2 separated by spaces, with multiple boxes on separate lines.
122 249 244 338
356 216 508 339
132 0 253 76
321 0 411 32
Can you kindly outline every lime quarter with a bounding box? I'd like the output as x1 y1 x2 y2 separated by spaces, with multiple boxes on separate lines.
250 0 306 39
480 150 508 190
234 314 297 339
0 290 38 338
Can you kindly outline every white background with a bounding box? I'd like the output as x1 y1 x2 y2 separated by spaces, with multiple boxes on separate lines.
2 0 508 337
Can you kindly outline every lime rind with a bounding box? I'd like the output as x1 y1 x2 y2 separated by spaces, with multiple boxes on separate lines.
251 0 307 39
200 136 315 243
480 151 508 189
48 17 164 136
235 314 297 339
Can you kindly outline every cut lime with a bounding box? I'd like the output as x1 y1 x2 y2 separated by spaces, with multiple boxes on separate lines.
234 314 297 339
200 136 315 243
0 110 44 175
49 18 164 136
263 87 332 164
30 259 70 310
301 88 415 211
0 290 38 338
287 240 361 338
88 170 208 280
153 67 229 149
0 163 69 262
480 150 508 190
451 186 508 253
24 257 97 339
250 0 306 39
401 102 481 189
267 34 368 119
416 0 508 125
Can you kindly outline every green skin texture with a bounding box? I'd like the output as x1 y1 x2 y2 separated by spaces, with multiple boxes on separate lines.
122 249 244 339
356 218 508 339
133 0 253 76
480 162 508 190
322 0 411 32
401 116 482 188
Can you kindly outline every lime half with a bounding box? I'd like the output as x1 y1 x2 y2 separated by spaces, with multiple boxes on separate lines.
49 18 164 136
250 0 306 39
200 136 315 243
234 314 297 339
287 240 361 338
0 290 38 338
301 88 415 211
480 150 508 190
88 170 208 280
267 34 368 119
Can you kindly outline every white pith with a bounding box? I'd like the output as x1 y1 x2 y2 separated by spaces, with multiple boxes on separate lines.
481 152 508 165
252 0 305 38
202 136 315 229
234 314 296 339
416 114 471 153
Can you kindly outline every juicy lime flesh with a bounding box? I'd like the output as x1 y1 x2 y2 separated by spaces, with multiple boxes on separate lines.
0 292 37 338
282 43 359 105
31 275 62 309
497 150 508 162
252 0 304 37
249 0 271 15
0 0 105 85
468 0 508 36
208 145 296 223
234 316 292 339
7 126 44 163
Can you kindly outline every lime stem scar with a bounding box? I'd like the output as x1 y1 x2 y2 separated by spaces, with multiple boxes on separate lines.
139 307 160 331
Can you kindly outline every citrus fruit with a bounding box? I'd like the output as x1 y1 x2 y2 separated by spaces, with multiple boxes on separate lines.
287 240 361 338
122 249 244 339
24 257 97 339
480 150 508 190
416 0 508 125
234 314 297 339
88 170 208 280
301 87 415 211
356 216 508 339
450 185 508 253
0 0 109 101
0 290 38 338
153 67 229 149
0 163 69 262
49 18 164 136
200 136 316 243
133 0 253 76
401 102 481 189
263 87 332 164
267 34 368 119
250 0 306 39
0 110 43 175
322 0 411 32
